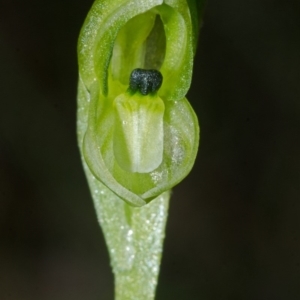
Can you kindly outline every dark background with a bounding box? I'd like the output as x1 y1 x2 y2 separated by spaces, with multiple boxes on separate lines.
1 0 300 299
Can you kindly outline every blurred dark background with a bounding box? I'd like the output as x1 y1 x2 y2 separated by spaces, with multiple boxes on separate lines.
1 0 300 299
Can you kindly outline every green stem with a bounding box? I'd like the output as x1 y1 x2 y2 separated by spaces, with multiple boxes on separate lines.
113 195 169 300
78 80 170 299
90 181 169 300
84 166 169 300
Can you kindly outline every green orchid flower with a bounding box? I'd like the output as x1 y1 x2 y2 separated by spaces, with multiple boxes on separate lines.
77 0 203 299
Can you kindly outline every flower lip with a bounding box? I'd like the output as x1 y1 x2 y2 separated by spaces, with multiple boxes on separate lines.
129 68 163 96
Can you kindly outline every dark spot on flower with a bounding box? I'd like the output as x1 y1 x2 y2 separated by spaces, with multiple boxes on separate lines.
129 68 163 95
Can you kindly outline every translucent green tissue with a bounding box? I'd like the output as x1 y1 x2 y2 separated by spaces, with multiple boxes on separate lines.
77 1 203 299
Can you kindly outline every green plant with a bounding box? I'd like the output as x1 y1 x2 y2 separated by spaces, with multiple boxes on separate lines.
77 1 203 299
